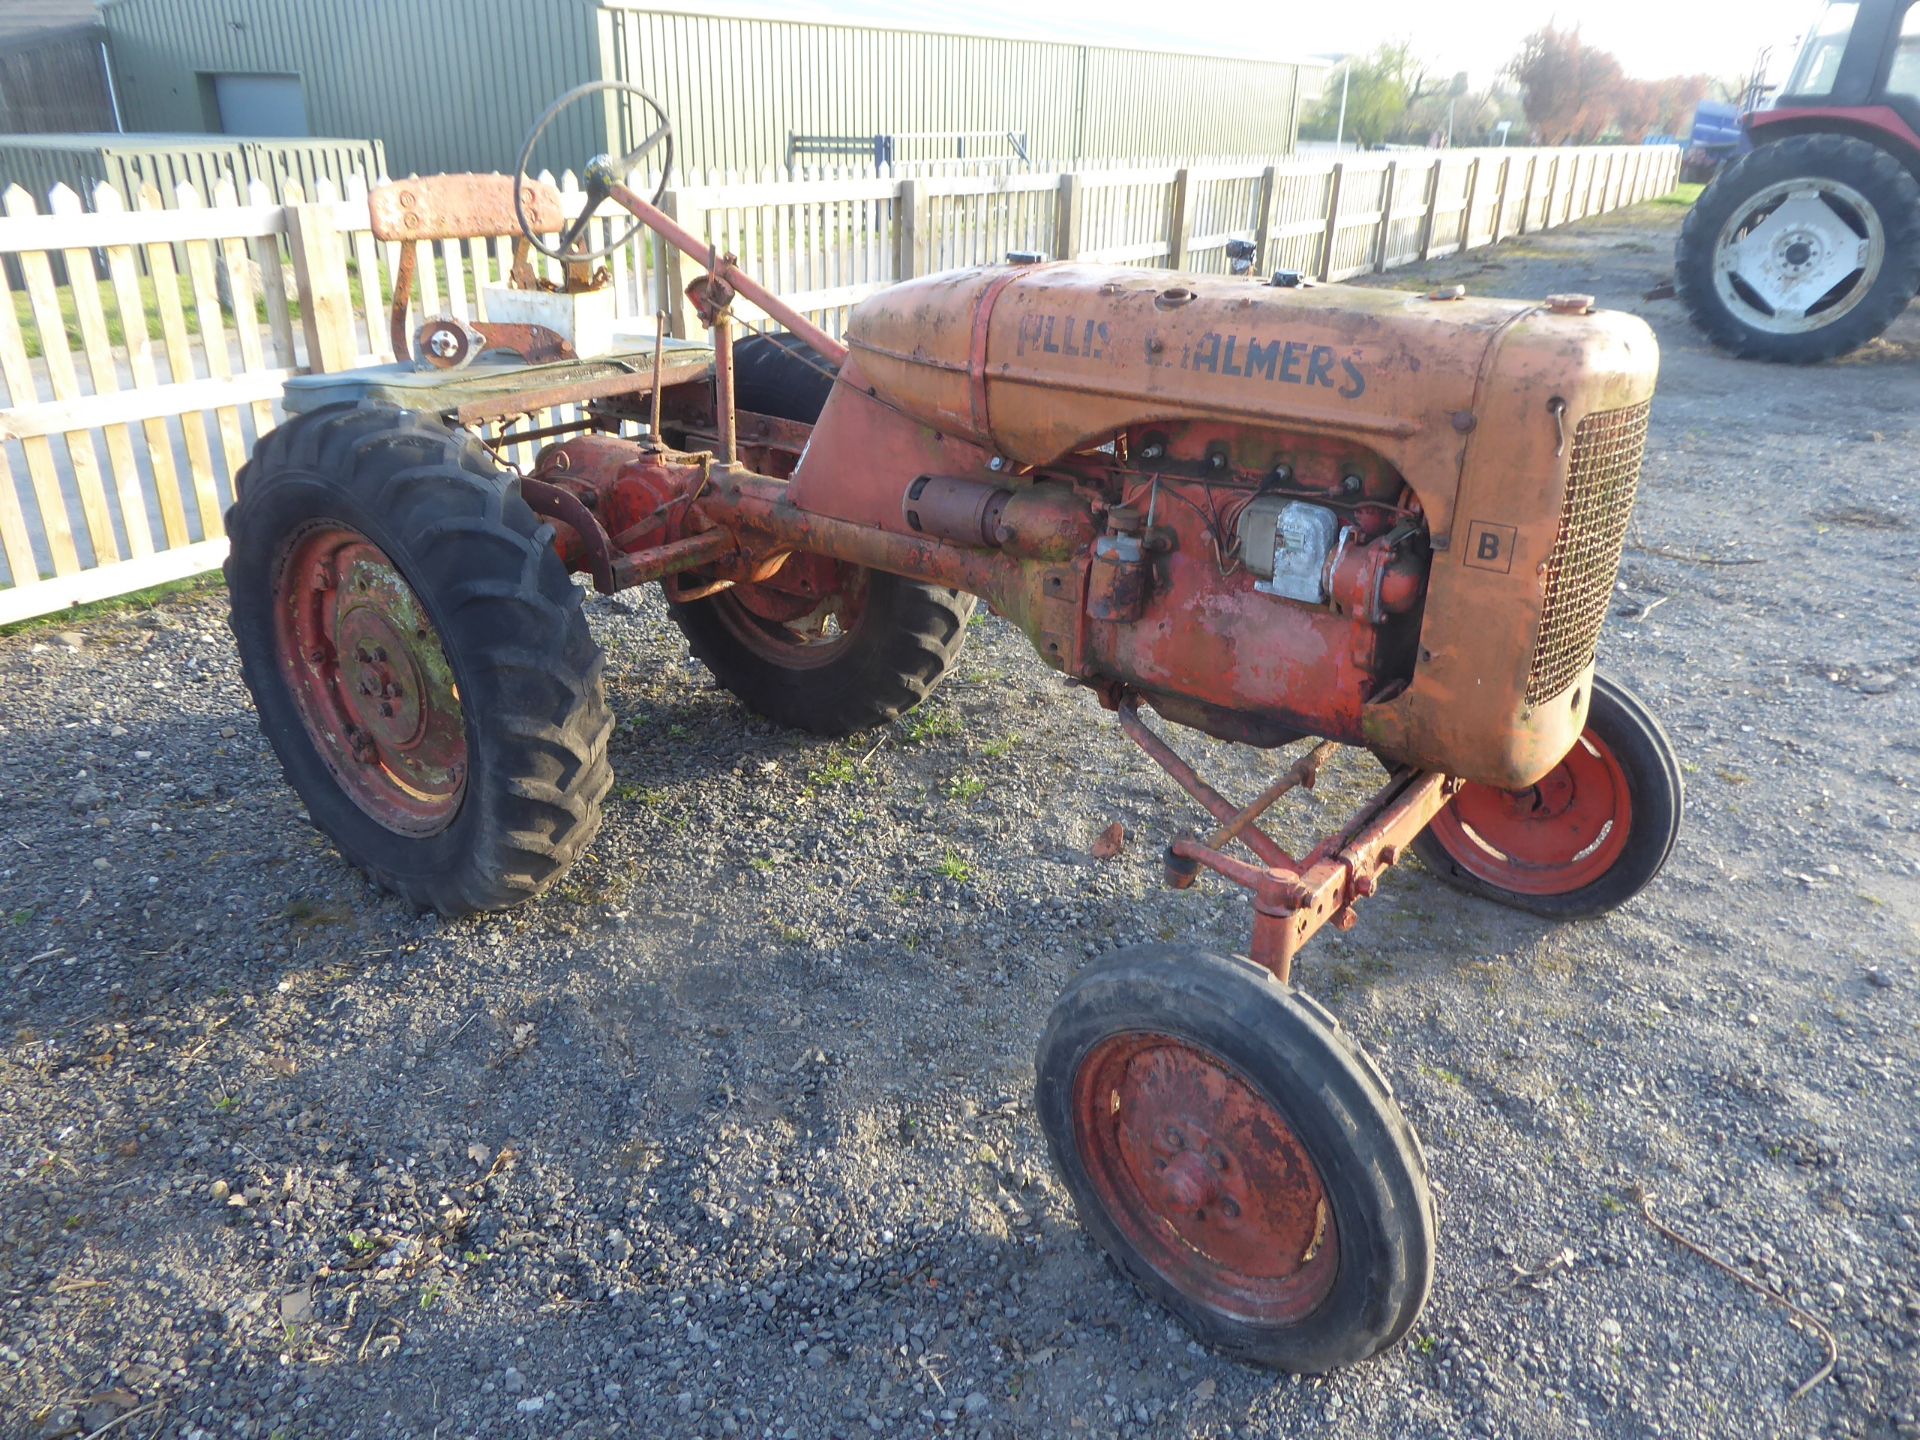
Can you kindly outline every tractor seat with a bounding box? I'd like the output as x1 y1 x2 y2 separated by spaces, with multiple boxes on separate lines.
367 173 563 243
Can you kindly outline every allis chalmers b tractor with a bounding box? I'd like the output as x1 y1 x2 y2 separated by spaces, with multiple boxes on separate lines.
1677 0 1920 360
224 84 1682 1372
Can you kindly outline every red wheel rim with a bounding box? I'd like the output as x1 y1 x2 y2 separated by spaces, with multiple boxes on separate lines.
1072 1034 1339 1324
710 566 868 671
272 523 467 834
1426 728 1633 895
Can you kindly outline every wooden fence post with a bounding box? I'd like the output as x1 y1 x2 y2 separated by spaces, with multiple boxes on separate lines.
1318 162 1345 281
285 201 356 372
1252 163 1278 273
1517 155 1538 234
1168 167 1193 270
1418 158 1442 261
1373 161 1398 273
657 187 706 339
1459 157 1481 252
1489 156 1512 243
1055 170 1082 262
896 177 924 279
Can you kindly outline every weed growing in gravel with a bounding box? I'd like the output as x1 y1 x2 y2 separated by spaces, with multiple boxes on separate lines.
945 775 986 803
771 921 808 945
616 783 670 806
934 852 973 884
810 753 859 788
7 907 32 925
418 1284 446 1311
212 1092 242 1114
902 708 961 744
979 735 1016 759
749 857 777 874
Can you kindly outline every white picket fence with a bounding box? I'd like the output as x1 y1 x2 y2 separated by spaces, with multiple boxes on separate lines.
0 144 1680 625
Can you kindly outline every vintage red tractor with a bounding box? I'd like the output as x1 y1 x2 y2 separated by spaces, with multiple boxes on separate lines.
1676 0 1920 360
223 85 1682 1372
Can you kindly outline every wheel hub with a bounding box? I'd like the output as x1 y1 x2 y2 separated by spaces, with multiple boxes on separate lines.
1712 179 1884 333
1426 731 1631 895
273 525 468 835
1073 1034 1337 1324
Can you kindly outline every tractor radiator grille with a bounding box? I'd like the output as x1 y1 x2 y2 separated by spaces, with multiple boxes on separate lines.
1526 399 1651 705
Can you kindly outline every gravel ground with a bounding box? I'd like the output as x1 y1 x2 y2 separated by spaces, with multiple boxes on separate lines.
3 200 1918 1440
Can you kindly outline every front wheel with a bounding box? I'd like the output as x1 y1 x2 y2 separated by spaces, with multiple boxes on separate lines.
1675 133 1920 362
1036 946 1434 1373
1412 672 1681 920
225 403 613 915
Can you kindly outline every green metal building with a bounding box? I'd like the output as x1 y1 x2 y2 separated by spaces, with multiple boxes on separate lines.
98 0 1318 178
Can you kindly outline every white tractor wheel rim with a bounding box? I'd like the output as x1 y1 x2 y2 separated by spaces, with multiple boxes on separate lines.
1711 177 1886 334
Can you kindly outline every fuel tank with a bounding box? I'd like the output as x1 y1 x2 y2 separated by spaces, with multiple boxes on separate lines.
847 263 1523 470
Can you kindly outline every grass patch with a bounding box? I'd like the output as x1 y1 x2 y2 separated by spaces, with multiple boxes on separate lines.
933 851 973 884
1649 182 1704 209
0 571 220 636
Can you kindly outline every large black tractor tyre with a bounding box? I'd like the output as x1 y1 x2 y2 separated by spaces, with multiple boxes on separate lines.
669 330 974 735
1037 946 1435 1373
225 403 612 915
1675 133 1920 362
1412 672 1682 921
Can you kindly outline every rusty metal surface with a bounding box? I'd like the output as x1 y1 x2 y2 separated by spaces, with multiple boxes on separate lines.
1423 727 1634 895
271 526 467 836
1072 1033 1338 1323
448 351 715 425
368 174 564 243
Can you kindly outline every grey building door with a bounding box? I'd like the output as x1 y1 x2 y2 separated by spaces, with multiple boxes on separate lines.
210 73 309 135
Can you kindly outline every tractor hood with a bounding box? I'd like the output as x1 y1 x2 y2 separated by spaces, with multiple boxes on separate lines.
845 262 1540 467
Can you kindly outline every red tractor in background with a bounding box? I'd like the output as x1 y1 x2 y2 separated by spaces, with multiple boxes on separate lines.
1676 0 1920 360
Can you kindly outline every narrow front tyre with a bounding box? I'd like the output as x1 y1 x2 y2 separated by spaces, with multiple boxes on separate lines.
1036 945 1435 1373
1413 672 1682 919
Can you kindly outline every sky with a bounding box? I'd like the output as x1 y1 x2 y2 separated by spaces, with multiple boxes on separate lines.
704 0 1823 88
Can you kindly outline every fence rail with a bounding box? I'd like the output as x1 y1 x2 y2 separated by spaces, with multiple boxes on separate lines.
0 143 1680 625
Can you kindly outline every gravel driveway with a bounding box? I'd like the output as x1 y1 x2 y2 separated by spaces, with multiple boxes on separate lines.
3 199 1917 1440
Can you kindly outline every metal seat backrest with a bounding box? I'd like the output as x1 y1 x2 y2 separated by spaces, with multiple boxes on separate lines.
367 173 563 243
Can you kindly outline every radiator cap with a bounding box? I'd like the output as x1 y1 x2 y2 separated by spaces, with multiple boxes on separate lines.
1547 292 1596 314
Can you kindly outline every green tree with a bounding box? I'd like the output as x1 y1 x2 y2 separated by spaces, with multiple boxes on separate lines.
1302 41 1436 148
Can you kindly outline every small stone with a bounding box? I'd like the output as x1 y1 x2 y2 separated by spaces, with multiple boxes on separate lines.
606 1228 632 1264
807 1344 831 1370
964 1392 990 1417
70 784 104 814
209 1180 229 1202
502 1367 525 1394
515 1397 544 1415
1865 967 1895 990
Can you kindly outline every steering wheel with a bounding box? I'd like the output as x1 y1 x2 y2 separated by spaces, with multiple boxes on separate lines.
514 80 675 263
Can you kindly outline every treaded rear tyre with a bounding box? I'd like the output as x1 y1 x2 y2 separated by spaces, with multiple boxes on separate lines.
1036 945 1435 1373
225 402 612 915
1676 133 1920 362
670 572 974 735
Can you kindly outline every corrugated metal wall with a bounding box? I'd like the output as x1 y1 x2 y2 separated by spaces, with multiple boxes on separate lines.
98 0 1308 178
100 0 605 177
0 24 117 134
596 7 1306 170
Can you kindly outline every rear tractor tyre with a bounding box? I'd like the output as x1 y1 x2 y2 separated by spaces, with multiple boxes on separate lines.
1412 672 1681 920
1675 133 1920 362
225 402 613 915
668 328 973 734
1036 945 1435 1373
669 569 974 736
